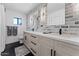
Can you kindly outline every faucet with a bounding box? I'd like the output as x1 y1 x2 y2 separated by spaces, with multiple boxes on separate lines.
59 28 62 35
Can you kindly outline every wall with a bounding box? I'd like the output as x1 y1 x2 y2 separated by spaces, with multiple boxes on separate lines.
0 4 2 54
0 4 6 55
5 8 26 44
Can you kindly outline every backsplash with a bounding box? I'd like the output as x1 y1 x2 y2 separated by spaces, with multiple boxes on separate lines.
43 25 60 33
43 25 79 35
64 25 79 35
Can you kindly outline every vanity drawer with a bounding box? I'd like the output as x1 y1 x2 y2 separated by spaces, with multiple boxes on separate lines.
30 47 37 55
30 41 39 55
31 41 37 45
30 34 39 43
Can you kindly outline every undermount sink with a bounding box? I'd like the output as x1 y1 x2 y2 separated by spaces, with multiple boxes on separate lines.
42 32 52 34
49 33 77 38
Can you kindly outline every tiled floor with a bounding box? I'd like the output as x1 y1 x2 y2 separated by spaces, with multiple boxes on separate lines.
25 53 34 56
1 41 34 56
1 47 15 56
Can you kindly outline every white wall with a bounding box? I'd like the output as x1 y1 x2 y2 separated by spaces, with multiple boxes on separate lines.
47 8 65 25
5 8 26 44
0 4 6 55
0 4 2 54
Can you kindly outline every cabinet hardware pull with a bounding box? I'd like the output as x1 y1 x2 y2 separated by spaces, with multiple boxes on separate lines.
51 49 53 56
31 35 36 38
31 41 36 45
25 36 27 40
30 48 36 54
54 50 56 56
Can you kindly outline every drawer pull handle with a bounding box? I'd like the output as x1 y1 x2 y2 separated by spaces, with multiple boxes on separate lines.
30 48 36 54
51 49 53 56
31 35 36 38
31 41 36 45
54 50 56 56
25 36 27 40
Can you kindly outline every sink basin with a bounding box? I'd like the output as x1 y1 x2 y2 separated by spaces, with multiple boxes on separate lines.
43 32 52 34
50 33 78 38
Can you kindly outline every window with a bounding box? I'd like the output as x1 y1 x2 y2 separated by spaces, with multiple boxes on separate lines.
13 17 22 25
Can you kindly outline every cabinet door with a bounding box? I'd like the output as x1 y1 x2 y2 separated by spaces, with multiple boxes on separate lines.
39 43 53 56
39 36 54 56
55 40 79 56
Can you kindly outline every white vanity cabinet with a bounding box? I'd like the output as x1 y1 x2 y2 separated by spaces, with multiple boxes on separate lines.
23 32 79 56
23 32 54 56
29 34 40 55
23 33 39 55
54 40 79 56
28 34 54 56
23 32 31 48
38 36 54 56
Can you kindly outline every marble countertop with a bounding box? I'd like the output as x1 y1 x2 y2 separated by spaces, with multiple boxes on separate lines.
25 31 79 46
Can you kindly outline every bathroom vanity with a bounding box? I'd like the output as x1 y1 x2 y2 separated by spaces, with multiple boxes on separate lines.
23 31 79 56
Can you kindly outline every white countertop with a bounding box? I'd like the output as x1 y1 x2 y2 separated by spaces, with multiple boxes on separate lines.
25 31 79 46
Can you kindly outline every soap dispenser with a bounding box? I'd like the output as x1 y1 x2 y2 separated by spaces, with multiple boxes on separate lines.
59 28 62 35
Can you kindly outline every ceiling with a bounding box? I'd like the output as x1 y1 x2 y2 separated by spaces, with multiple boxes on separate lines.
3 3 65 15
3 3 40 14
47 3 65 14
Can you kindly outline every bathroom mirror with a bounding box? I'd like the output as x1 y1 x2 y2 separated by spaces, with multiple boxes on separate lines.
27 3 66 31
40 4 47 26
47 3 65 26
65 3 79 25
27 9 40 31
